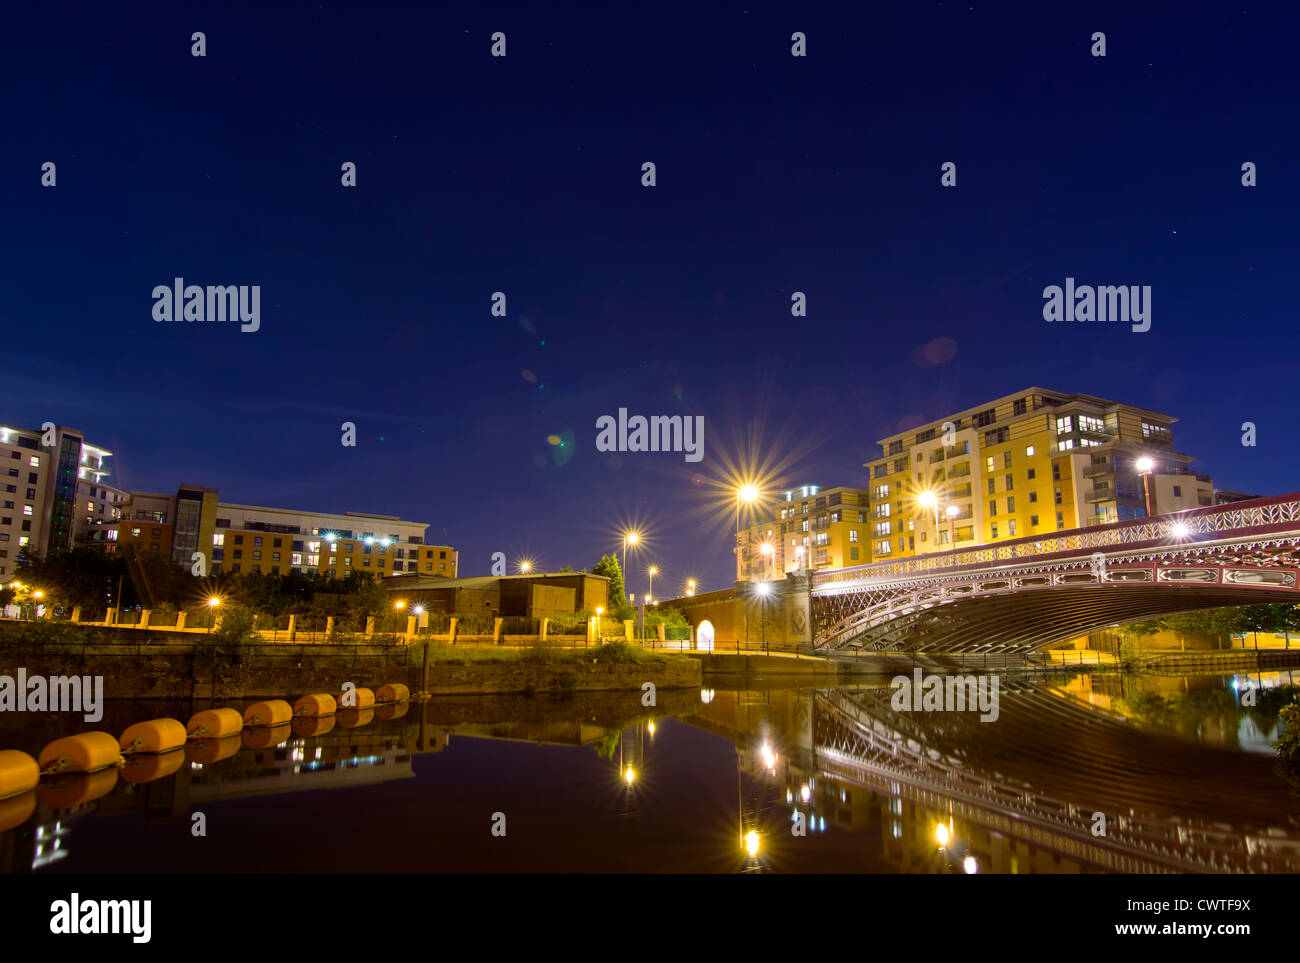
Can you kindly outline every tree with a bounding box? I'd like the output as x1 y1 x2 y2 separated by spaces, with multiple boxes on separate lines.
592 551 626 605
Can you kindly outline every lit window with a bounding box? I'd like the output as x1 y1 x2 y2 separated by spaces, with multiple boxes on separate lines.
132 527 141 536
23 505 33 516
213 533 224 546
329 555 337 565
29 456 39 467
1025 445 1035 457
19 536 28 546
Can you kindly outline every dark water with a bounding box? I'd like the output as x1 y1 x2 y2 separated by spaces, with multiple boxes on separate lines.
2 670 1298 874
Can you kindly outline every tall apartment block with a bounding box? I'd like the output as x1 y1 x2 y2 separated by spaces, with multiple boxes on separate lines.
0 423 126 579
864 388 1215 560
737 484 872 582
82 483 456 580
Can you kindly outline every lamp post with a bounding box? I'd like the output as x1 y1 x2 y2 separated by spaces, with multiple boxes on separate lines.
648 566 657 605
1135 456 1156 518
736 485 758 580
207 596 221 632
755 581 771 654
686 578 695 597
622 532 639 599
946 503 960 551
760 541 774 581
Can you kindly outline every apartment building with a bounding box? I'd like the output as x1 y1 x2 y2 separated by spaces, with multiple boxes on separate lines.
0 423 123 578
84 483 456 580
864 389 1214 560
737 484 872 581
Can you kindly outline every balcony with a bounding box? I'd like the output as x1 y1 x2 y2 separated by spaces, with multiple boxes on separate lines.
1082 463 1113 478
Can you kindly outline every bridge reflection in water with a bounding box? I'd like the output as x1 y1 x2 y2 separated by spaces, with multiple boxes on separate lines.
2 678 1297 874
688 674 1300 874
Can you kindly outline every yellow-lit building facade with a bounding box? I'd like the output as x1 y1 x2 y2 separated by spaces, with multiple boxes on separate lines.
84 485 456 580
738 484 872 581
864 388 1215 560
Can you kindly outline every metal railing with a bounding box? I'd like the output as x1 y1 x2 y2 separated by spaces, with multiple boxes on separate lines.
814 492 1300 589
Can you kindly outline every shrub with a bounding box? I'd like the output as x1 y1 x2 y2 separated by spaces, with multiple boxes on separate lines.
1276 701 1300 761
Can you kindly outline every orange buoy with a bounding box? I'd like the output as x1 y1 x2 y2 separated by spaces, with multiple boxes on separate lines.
374 701 410 721
120 718 187 754
340 687 374 710
242 700 292 727
242 724 292 750
39 769 119 808
121 750 186 785
336 707 374 729
292 714 335 738
0 791 36 832
0 750 40 799
185 734 242 765
186 708 243 739
293 693 337 717
38 732 124 774
376 683 410 704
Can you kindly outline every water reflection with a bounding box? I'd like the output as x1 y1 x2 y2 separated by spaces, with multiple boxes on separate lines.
0 674 1296 874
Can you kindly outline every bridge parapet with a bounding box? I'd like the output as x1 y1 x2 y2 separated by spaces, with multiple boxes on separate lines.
816 493 1300 591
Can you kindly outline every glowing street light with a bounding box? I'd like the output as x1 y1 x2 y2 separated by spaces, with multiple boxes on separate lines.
686 578 696 596
735 484 759 578
623 766 637 786
744 830 761 858
621 531 640 596
394 600 406 610
1135 456 1157 517
648 565 657 602
519 560 531 573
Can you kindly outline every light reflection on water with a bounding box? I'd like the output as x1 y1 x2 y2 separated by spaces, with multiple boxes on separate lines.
0 672 1297 874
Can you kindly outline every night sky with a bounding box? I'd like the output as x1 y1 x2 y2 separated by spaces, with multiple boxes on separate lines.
3 2 1297 596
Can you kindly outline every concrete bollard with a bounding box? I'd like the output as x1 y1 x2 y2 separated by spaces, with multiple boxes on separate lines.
364 616 375 638
287 614 296 641
448 617 458 645
406 615 417 638
623 619 634 642
71 606 82 623
493 617 503 645
140 609 152 629
325 616 335 638
176 611 188 630
538 617 548 641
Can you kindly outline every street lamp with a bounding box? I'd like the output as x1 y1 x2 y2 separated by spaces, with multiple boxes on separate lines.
946 503 961 551
1135 456 1156 518
207 596 221 632
736 484 759 578
519 560 531 573
648 565 657 602
622 531 640 598
686 578 696 596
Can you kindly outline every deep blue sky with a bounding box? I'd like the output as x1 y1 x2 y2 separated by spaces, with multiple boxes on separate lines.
3 1 1298 596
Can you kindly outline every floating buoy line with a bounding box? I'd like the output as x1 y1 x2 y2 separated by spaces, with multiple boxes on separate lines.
0 683 428 830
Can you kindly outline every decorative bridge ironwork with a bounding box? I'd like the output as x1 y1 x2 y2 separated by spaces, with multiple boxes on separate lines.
811 494 1300 653
813 686 1300 874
